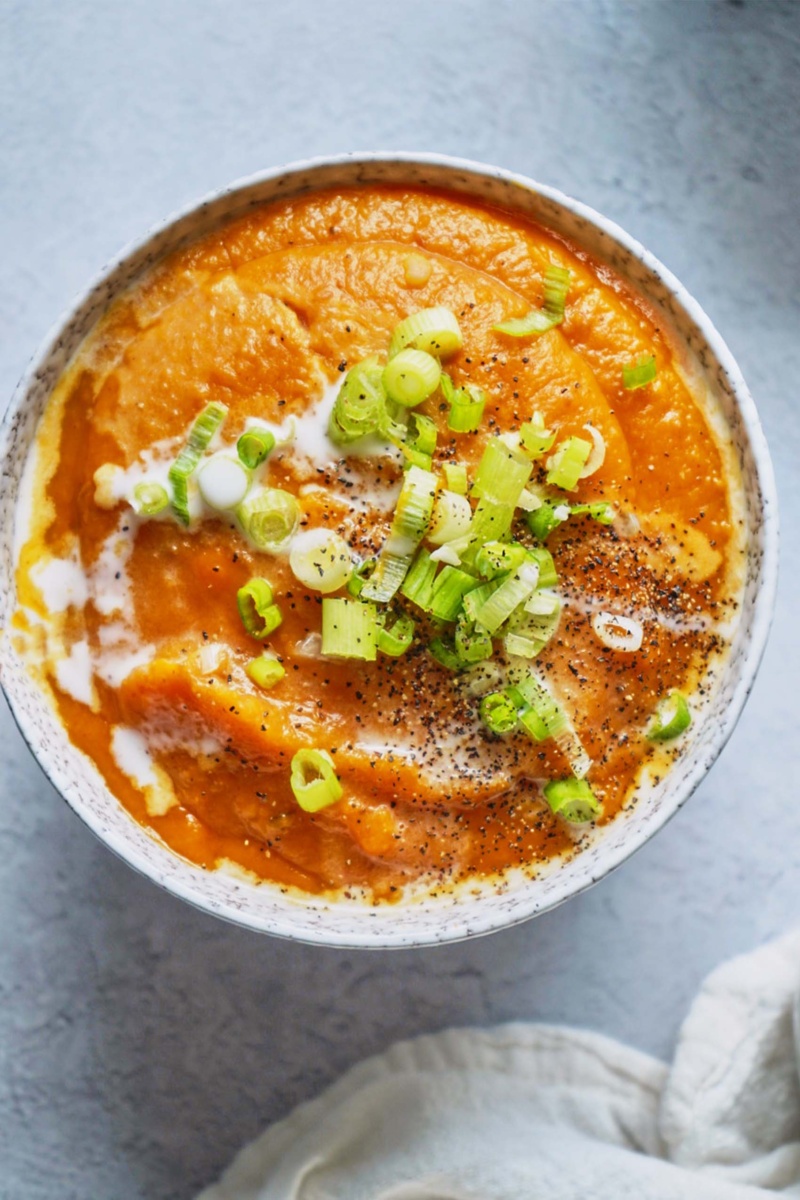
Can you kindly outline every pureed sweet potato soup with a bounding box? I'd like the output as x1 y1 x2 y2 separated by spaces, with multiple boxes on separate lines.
12 185 745 903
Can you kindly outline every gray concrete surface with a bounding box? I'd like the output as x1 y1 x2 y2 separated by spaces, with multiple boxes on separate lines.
1 1 798 1196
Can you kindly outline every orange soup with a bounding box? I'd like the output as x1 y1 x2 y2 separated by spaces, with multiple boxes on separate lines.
12 186 744 902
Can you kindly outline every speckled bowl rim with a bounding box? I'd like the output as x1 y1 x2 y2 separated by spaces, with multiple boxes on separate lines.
0 152 779 948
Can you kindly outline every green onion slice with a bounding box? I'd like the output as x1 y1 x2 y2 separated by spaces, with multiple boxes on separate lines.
493 266 571 338
546 436 592 492
377 609 415 657
428 489 472 546
237 578 283 639
198 453 251 511
400 547 438 608
454 614 492 665
519 415 557 459
389 307 463 359
237 427 276 469
329 356 387 445
443 462 468 494
544 778 601 823
527 546 558 589
133 481 169 516
383 348 441 407
527 499 569 541
169 401 228 525
428 636 462 672
647 689 691 741
362 465 437 603
321 597 378 661
471 438 533 505
246 654 285 689
480 691 519 735
622 355 657 390
473 559 540 634
474 540 528 580
441 373 486 433
290 749 343 814
289 528 353 594
237 487 300 553
504 601 561 659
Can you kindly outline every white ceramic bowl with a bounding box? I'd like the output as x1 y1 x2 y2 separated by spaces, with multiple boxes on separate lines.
0 154 778 947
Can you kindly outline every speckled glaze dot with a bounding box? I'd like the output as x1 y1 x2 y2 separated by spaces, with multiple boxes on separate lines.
0 154 779 948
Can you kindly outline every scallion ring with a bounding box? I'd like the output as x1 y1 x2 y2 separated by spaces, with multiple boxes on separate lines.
237 487 300 553
237 578 282 639
591 611 643 652
290 749 343 813
647 690 691 741
382 348 441 408
543 778 602 824
169 401 228 525
237 427 275 469
133 481 169 516
289 528 353 594
388 307 463 359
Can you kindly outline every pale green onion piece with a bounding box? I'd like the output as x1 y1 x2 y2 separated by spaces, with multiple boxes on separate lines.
321 597 378 661
510 672 591 778
474 540 528 580
237 578 282 639
362 466 437 603
647 689 691 741
479 691 519 735
443 462 468 494
441 373 486 433
570 501 615 525
382 348 441 407
397 411 437 470
524 589 561 616
519 414 557 459
579 423 606 478
473 560 540 634
389 307 463 359
516 488 541 512
454 614 492 665
546 436 592 492
246 654 285 689
289 528 353 594
400 547 437 608
471 438 533 505
462 578 502 623
494 266 571 337
290 749 343 813
428 489 472 545
428 565 481 622
237 427 275 469
237 487 300 553
493 308 558 337
377 610 415 657
329 356 386 444
622 355 657 390
133 481 169 516
347 558 377 597
591 611 643 652
544 778 601 823
527 546 558 589
428 636 462 672
198 453 251 511
169 401 228 524
542 265 571 320
504 602 561 659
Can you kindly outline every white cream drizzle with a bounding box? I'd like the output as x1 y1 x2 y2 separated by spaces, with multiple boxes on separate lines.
110 725 177 816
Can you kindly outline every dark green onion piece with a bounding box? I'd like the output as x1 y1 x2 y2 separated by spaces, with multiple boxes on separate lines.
546 436 592 492
622 355 657 390
237 427 276 469
527 500 568 541
428 636 462 672
237 578 283 639
441 373 486 434
543 778 601 823
647 689 691 741
480 691 519 734
474 541 528 579
169 401 228 525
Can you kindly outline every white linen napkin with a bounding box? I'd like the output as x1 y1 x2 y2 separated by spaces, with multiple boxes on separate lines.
198 931 800 1199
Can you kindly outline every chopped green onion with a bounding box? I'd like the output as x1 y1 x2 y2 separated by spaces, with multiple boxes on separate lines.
511 672 590 776
397 411 438 470
443 462 468 494
527 500 568 541
464 498 516 552
428 636 462 672
570 501 615 525
246 654 285 689
133 481 169 516
400 547 438 608
198 453 251 511
526 546 559 589
329 356 386 444
519 413 557 459
543 778 601 823
474 540 528 579
289 528 353 594
429 565 481 622
473 559 540 634
362 465 437 603
546 436 592 492
382 348 441 407
290 749 343 814
428 489 472 545
647 689 691 741
471 438 533 505
237 578 282 639
462 578 502 623
237 487 301 552
169 401 228 524
321 597 378 661
441 373 486 433
389 307 463 359
493 266 571 337
347 558 376 598
479 691 519 735
454 614 492 665
504 601 561 658
377 609 415 657
524 589 561 616
622 355 657 390
237 427 275 469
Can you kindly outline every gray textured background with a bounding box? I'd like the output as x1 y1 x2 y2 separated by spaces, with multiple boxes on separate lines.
1 1 798 1196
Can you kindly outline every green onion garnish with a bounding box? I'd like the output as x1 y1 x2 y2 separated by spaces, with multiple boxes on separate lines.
400 547 438 608
428 565 481 622
236 578 282 639
428 489 472 546
347 558 377 598
321 597 378 661
479 691 519 735
570 501 615 525
475 540 528 580
289 528 353 594
527 546 558 589
546 436 592 492
133 481 169 516
389 307 463 359
443 462 468 494
329 356 386 445
237 427 275 469
246 654 285 689
471 438 533 505
441 373 486 433
362 465 437 603
527 500 569 541
383 348 441 408
647 689 691 741
237 487 300 553
454 614 492 665
543 778 601 824
290 749 343 813
493 266 571 338
503 600 561 659
622 355 657 390
169 401 228 525
472 559 540 634
519 414 556 459
428 636 462 672
377 609 415 657
462 578 502 623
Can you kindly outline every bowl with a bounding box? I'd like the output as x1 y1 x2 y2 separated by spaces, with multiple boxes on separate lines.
0 153 778 947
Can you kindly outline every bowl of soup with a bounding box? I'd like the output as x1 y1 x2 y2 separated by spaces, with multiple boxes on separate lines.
0 154 777 946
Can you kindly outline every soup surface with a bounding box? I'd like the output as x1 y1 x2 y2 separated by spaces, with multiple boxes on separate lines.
11 186 744 902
